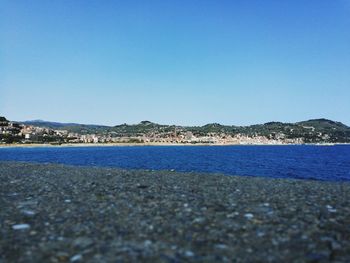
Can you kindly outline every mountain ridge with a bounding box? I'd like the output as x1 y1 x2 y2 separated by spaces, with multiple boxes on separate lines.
19 118 349 129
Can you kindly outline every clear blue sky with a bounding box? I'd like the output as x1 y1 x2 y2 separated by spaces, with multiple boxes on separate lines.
1 0 350 126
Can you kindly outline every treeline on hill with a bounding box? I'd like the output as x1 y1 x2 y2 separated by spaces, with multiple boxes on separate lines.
18 118 350 143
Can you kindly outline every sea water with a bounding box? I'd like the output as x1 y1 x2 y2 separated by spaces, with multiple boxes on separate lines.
0 145 349 181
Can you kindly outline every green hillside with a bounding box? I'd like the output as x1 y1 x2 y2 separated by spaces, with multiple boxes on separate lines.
13 117 350 143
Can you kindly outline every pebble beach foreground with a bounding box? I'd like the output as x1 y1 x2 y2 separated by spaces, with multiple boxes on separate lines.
0 162 349 262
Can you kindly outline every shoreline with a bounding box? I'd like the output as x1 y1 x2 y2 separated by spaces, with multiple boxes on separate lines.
1 142 349 148
1 161 349 262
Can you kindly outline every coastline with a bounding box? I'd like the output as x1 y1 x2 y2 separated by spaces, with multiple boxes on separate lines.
1 161 349 262
0 142 348 148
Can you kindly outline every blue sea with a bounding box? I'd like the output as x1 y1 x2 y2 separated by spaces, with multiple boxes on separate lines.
0 145 349 181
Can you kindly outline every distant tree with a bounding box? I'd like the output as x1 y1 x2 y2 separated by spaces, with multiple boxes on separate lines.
0 116 8 122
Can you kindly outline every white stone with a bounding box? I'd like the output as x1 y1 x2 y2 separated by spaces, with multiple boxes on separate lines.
22 210 35 216
244 213 254 219
12 224 30 230
326 205 337 213
70 254 82 262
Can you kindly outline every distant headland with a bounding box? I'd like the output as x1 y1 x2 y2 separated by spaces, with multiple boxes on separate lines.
1 116 350 145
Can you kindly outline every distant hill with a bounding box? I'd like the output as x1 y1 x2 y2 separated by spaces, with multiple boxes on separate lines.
21 120 82 128
20 120 110 134
111 121 175 136
297 118 349 130
0 116 9 122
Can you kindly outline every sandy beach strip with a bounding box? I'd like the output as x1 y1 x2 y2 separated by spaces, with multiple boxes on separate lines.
0 161 349 262
1 142 348 148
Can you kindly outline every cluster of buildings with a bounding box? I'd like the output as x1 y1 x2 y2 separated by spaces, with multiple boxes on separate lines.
1 120 62 143
137 131 304 145
67 130 304 145
1 117 306 145
0 121 21 136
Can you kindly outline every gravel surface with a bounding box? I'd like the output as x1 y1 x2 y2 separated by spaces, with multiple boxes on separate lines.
0 161 350 262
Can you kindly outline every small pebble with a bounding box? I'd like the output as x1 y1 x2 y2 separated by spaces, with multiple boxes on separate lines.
12 224 30 230
256 231 265 237
227 211 239 218
22 210 36 216
144 240 152 246
70 254 83 262
193 217 205 223
326 205 337 213
56 252 69 261
244 213 254 219
215 244 228 249
185 250 194 257
136 184 148 189
73 237 93 248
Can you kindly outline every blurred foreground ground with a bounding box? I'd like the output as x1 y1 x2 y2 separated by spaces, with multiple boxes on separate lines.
0 162 349 262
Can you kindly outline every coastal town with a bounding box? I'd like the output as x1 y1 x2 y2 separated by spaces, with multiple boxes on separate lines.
1 116 345 145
